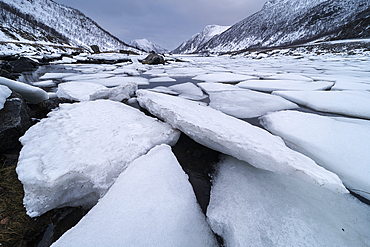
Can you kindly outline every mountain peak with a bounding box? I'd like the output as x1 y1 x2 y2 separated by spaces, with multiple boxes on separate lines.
129 39 168 54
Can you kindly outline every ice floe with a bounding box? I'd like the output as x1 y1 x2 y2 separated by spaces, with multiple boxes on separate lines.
32 80 56 87
207 156 370 247
168 82 206 100
136 90 347 193
260 110 370 200
89 83 137 102
273 91 370 119
0 85 12 110
87 76 149 87
51 145 217 247
56 81 107 101
39 72 76 80
149 76 177 83
207 89 298 118
0 76 49 104
237 79 334 92
193 72 255 83
17 100 180 217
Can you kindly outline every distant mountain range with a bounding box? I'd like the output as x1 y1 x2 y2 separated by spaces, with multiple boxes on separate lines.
172 25 230 54
130 39 168 54
175 0 370 54
0 0 140 53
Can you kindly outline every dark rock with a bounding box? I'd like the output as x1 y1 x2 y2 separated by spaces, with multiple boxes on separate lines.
28 97 75 120
119 50 140 55
1 57 39 74
141 53 165 65
90 45 100 54
0 68 17 80
0 91 32 152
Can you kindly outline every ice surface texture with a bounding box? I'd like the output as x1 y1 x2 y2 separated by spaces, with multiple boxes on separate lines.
52 145 217 247
56 81 106 101
207 156 370 247
136 90 347 193
0 76 49 104
17 100 180 217
261 110 370 200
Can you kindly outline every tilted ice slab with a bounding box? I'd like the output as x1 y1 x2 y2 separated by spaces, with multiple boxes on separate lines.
88 76 149 86
168 82 206 100
39 72 76 80
260 111 370 200
198 82 244 92
193 72 255 83
32 80 56 87
0 76 49 104
136 90 347 193
51 145 217 247
89 83 138 102
207 89 298 119
237 79 334 92
17 100 180 217
0 85 12 110
207 156 370 247
273 91 370 119
56 81 107 101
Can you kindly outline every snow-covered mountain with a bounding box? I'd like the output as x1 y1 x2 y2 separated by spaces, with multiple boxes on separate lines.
130 39 168 54
172 25 230 54
0 0 140 52
196 0 370 53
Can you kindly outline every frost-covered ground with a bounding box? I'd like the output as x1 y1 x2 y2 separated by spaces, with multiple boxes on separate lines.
2 50 370 246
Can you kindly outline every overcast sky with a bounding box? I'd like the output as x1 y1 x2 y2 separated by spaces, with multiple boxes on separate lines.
55 0 264 50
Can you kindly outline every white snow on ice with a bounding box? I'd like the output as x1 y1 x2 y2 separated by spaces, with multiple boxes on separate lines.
0 85 12 110
17 100 180 217
56 81 107 101
260 110 370 200
51 145 217 247
136 90 347 193
207 156 370 247
193 72 255 83
237 79 334 92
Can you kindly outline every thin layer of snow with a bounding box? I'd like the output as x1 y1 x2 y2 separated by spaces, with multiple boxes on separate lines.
207 156 370 247
89 83 137 102
0 76 49 104
193 72 255 83
260 110 370 200
273 91 370 119
0 85 12 110
169 82 204 97
198 82 243 92
17 100 180 217
32 80 56 87
149 77 177 83
51 145 217 247
56 82 107 101
149 86 179 95
208 89 298 118
237 79 334 92
136 90 347 193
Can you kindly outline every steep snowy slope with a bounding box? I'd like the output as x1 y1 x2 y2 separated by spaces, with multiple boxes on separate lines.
197 0 370 53
130 39 168 54
0 0 139 52
172 25 230 54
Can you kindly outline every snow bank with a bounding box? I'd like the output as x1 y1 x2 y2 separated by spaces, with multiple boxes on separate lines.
0 76 49 104
237 79 334 92
207 156 370 247
89 83 137 102
207 89 298 118
56 81 106 101
136 90 347 193
260 110 370 200
17 100 180 217
0 85 12 110
273 91 370 119
51 145 217 247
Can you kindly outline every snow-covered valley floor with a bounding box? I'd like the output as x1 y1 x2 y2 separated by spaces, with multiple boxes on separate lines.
2 50 370 246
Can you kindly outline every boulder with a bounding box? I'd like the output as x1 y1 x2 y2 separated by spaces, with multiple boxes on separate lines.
90 45 100 54
5 57 39 73
0 91 32 152
141 53 165 65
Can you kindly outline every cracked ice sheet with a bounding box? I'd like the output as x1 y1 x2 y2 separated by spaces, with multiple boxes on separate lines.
198 83 298 118
237 79 334 92
193 72 255 83
17 100 180 217
136 90 347 193
207 156 370 247
260 110 370 200
51 145 217 247
273 91 370 119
